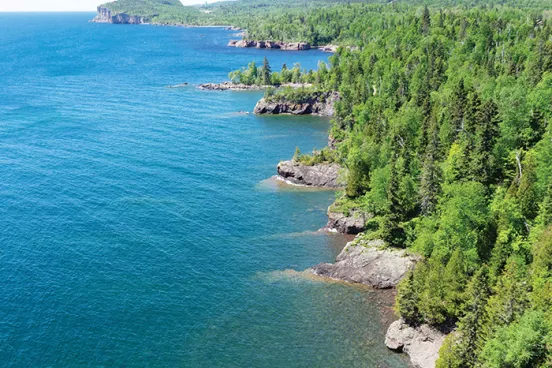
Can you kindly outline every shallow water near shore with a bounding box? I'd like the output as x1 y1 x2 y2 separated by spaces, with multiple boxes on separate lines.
0 13 409 367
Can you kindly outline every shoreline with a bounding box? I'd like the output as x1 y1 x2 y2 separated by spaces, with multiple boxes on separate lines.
95 15 425 365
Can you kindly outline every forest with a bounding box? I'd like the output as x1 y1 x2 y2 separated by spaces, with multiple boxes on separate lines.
101 0 552 365
231 2 552 367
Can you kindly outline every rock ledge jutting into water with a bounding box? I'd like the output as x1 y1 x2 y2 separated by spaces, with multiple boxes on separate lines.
254 91 339 116
198 82 313 91
277 160 342 188
325 208 371 234
311 238 419 289
385 319 446 368
228 40 311 50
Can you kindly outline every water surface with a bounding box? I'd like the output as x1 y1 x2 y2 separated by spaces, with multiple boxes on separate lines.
0 13 408 367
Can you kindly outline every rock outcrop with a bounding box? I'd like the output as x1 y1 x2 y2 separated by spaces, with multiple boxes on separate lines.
325 208 370 234
228 40 311 51
198 82 313 91
254 91 339 117
320 45 338 53
198 82 264 91
91 7 148 24
311 239 419 289
277 160 342 188
385 319 446 368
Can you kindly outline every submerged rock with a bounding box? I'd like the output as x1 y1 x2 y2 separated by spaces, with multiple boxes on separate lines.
254 91 339 117
325 208 370 234
311 238 419 289
385 319 446 368
277 160 342 188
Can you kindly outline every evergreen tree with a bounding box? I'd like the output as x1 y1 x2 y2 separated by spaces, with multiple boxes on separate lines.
453 266 491 368
472 100 500 186
261 56 272 85
443 248 468 320
396 269 421 325
419 115 442 215
485 256 530 333
420 6 431 35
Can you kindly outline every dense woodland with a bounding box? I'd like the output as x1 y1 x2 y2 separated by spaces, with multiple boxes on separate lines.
102 0 552 366
229 3 552 367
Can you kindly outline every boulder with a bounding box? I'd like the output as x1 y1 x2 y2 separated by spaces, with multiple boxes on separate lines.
277 160 342 188
311 239 419 289
385 319 446 368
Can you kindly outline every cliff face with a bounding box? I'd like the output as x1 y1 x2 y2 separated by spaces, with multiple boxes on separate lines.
254 91 339 117
92 6 148 24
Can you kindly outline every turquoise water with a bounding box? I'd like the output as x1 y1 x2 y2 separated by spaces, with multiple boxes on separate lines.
0 13 408 367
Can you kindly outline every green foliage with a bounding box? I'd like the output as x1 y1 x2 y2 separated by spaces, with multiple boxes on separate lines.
480 309 550 368
107 0 552 364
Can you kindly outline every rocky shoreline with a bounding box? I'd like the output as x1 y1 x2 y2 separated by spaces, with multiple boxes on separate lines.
277 160 342 188
198 82 312 91
310 235 445 367
385 319 446 368
325 208 370 234
254 91 339 116
228 39 311 51
311 238 419 289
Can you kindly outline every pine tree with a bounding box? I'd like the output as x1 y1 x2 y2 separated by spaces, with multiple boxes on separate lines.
454 266 491 368
382 155 406 246
419 258 447 325
449 79 468 143
396 269 421 325
420 6 431 35
261 56 272 85
443 248 468 320
485 256 530 334
419 113 442 215
472 100 500 186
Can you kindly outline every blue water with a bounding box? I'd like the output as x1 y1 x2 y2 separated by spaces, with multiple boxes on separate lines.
0 13 408 367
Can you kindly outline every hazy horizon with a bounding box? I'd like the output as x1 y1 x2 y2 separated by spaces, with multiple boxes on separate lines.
0 0 220 12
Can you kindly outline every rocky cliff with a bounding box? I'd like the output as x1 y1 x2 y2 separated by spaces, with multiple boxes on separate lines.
277 160 342 188
92 6 148 24
385 319 446 368
311 238 419 289
228 40 311 51
254 91 339 117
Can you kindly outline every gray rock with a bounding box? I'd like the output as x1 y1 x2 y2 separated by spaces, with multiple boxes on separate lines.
326 208 370 234
311 239 419 289
385 319 446 368
254 91 339 117
198 82 264 91
228 40 311 50
277 160 342 188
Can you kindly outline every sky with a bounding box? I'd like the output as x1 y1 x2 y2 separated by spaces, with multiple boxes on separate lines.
0 0 216 12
